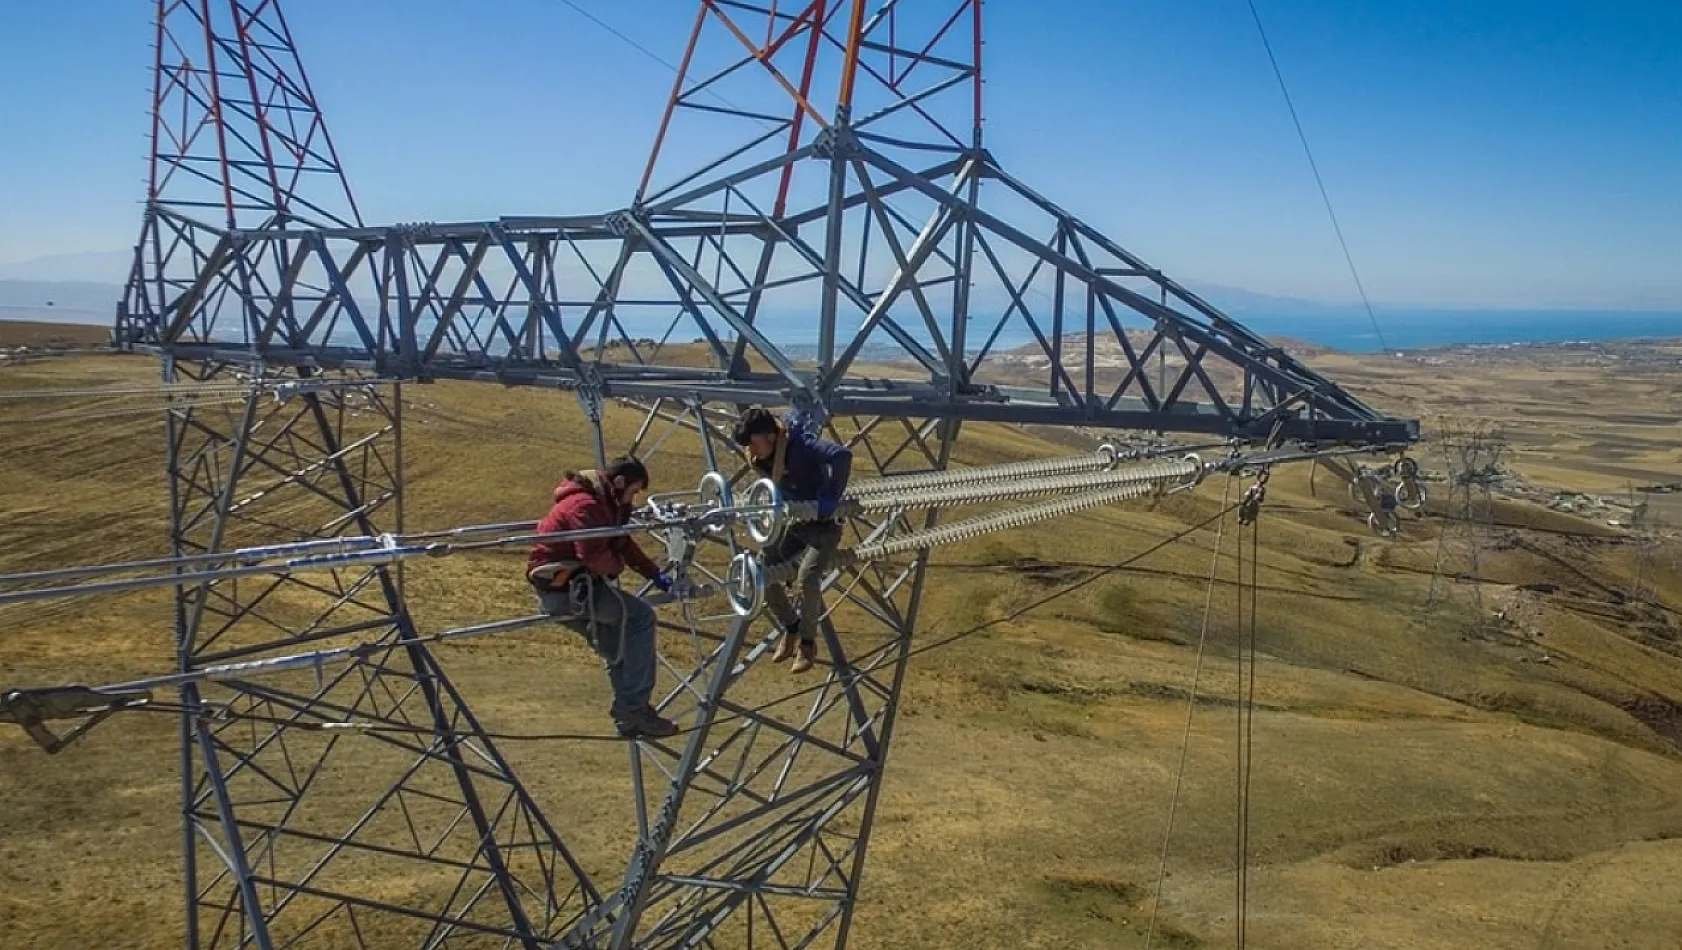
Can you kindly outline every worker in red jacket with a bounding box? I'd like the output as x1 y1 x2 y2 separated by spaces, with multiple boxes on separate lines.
527 457 678 739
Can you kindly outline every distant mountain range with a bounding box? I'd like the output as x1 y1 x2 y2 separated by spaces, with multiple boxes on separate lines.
0 248 135 324
0 250 132 283
0 280 123 326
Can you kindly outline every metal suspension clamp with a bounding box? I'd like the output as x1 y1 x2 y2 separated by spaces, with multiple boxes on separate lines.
1368 508 1402 538
1346 464 1404 537
1185 452 1207 481
725 553 766 618
743 478 787 546
1238 468 1270 526
1393 456 1426 510
1168 452 1207 494
1096 441 1119 469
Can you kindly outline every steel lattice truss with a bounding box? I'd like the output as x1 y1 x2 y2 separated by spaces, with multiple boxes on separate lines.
165 365 600 947
123 0 1413 446
577 406 959 950
155 374 960 948
118 0 361 347
92 2 1420 949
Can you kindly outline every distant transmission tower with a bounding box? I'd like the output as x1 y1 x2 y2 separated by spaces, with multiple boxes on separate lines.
1627 487 1657 606
1426 419 1506 626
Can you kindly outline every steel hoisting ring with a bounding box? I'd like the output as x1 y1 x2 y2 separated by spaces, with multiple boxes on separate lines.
743 478 786 546
725 552 766 617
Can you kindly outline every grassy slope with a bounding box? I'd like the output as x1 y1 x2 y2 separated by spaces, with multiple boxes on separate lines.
0 320 109 350
2 338 1681 949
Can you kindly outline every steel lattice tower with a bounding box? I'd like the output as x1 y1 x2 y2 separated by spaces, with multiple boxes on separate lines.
124 3 594 948
103 2 1418 948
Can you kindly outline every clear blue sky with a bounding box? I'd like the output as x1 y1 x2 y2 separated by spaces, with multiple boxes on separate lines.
0 0 1677 309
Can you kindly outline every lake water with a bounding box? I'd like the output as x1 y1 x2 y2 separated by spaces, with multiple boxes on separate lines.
732 307 1682 358
6 305 1678 356
1227 308 1682 354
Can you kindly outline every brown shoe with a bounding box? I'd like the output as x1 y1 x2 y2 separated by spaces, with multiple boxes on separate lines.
770 632 797 663
789 639 817 674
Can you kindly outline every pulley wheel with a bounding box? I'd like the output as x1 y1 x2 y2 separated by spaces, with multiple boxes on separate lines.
744 478 785 546
697 471 733 535
1396 478 1427 511
725 552 765 618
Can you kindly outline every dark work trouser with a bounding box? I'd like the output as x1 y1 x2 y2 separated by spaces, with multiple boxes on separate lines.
762 520 842 643
536 576 658 722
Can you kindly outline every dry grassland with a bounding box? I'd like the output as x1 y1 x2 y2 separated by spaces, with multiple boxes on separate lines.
2 321 1681 949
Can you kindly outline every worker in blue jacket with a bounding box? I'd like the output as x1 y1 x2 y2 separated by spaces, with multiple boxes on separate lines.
733 407 852 674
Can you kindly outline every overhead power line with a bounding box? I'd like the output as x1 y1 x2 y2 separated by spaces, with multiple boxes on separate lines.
1245 0 1391 354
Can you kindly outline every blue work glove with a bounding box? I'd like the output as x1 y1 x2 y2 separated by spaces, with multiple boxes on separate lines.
652 570 674 593
816 494 840 521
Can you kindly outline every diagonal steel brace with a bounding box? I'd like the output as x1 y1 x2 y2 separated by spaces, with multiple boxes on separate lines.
0 686 153 754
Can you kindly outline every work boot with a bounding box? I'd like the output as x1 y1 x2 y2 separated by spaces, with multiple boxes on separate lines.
615 706 680 739
789 639 817 674
770 622 800 663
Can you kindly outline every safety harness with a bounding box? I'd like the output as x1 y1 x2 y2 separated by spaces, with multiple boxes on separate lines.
527 481 633 667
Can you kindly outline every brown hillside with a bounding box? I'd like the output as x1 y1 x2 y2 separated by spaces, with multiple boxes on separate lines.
2 332 1681 949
